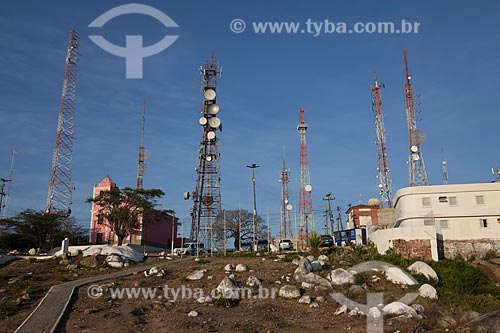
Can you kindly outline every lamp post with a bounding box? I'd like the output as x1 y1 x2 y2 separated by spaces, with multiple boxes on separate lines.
246 164 260 252
0 178 11 217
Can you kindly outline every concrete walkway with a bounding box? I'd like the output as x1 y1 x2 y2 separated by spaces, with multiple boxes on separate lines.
14 258 187 333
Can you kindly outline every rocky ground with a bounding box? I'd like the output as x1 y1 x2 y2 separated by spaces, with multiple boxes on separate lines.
2 250 500 333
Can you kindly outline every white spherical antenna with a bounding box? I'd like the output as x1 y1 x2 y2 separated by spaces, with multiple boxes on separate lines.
207 131 216 140
378 183 383 188
286 204 293 211
412 154 420 161
206 155 212 162
208 117 221 128
199 117 207 125
284 199 289 204
208 103 219 115
410 145 418 153
204 89 216 100
304 184 312 192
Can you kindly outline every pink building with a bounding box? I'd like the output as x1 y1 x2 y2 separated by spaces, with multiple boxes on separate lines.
89 175 180 248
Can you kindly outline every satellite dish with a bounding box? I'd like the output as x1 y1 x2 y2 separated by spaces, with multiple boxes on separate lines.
208 117 221 128
144 151 150 159
206 155 212 162
204 89 216 100
410 145 418 153
183 192 191 200
284 199 289 204
208 103 220 115
412 154 420 161
199 117 207 125
286 204 293 211
378 183 383 188
207 131 216 140
304 184 312 192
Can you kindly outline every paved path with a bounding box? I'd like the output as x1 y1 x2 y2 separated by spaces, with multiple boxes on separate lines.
15 259 187 333
0 255 19 266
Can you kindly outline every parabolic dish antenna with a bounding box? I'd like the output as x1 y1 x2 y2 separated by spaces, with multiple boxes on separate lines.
410 145 418 153
204 89 216 100
412 154 420 161
286 204 293 211
199 117 207 125
304 184 312 192
207 131 216 140
208 117 221 128
208 103 220 115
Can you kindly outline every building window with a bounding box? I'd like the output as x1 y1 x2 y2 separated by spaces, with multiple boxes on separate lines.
476 196 485 205
422 197 431 207
439 220 449 229
480 219 488 228
97 215 104 225
449 196 458 206
438 196 448 203
424 217 435 226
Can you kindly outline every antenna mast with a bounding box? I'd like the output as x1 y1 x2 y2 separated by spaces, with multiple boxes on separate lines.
298 107 314 248
190 54 223 249
371 72 393 207
441 150 448 185
2 147 16 218
46 30 79 215
404 49 429 186
279 146 292 239
136 101 146 189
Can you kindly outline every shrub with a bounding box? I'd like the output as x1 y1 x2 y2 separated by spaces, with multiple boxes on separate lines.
308 232 323 257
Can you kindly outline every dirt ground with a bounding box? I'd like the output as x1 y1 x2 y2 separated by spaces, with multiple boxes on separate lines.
56 255 446 333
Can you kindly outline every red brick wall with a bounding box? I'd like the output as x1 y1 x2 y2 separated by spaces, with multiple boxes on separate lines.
393 239 433 261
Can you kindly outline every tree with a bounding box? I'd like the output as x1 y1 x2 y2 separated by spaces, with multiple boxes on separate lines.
86 187 164 246
0 209 83 251
213 209 268 250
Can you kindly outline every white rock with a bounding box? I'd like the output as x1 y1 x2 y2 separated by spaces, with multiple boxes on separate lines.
235 264 247 272
383 302 417 318
301 282 314 289
334 304 348 315
224 264 234 272
28 248 36 256
295 257 312 276
348 307 364 317
105 254 124 268
309 302 320 308
310 261 323 271
318 254 329 262
292 258 300 265
149 267 159 275
188 310 198 317
368 307 383 319
385 267 417 285
302 272 331 287
186 269 206 281
298 295 311 304
246 276 262 287
270 244 279 252
327 268 355 285
207 275 213 280
278 285 301 299
82 245 143 262
216 277 239 299
306 255 315 262
196 296 213 304
315 296 325 303
418 284 438 299
408 261 439 281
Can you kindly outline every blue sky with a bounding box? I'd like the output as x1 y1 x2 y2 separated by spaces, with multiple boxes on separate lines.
0 0 499 237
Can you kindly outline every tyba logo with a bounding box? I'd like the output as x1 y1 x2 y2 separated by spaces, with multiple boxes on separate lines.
89 3 179 79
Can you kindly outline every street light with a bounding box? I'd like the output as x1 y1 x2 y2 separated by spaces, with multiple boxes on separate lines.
246 163 260 252
0 178 11 217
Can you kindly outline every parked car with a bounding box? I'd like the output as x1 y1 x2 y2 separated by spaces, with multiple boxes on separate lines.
257 239 269 251
173 242 205 255
279 239 293 250
320 234 334 247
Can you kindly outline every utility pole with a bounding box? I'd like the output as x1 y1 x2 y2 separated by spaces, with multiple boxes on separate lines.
246 163 260 252
336 206 343 231
2 147 15 218
0 178 12 217
323 193 335 235
324 207 329 235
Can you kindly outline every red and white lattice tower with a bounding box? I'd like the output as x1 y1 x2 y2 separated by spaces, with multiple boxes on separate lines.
371 72 393 207
403 49 428 186
297 107 313 247
46 31 79 215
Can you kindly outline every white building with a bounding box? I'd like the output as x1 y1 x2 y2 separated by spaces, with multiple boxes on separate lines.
369 182 500 260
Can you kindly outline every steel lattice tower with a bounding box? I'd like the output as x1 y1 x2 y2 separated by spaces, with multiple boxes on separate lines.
403 49 428 186
297 107 313 245
46 31 79 215
136 101 146 189
279 147 292 238
190 54 222 249
371 72 393 207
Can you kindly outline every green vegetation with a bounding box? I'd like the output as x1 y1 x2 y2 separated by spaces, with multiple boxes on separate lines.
0 302 19 319
197 259 210 265
483 250 500 260
215 297 238 308
308 232 323 257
